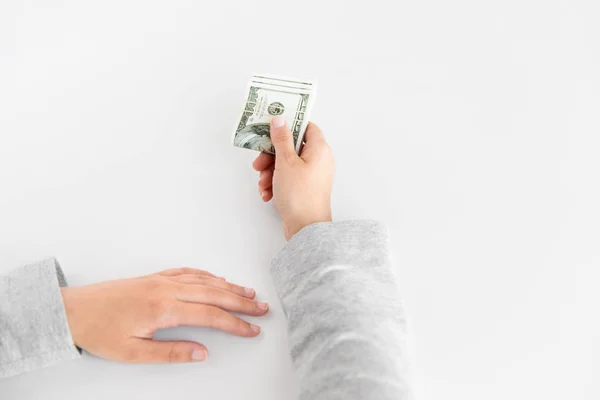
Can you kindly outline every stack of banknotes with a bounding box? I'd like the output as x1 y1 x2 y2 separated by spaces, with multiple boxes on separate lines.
232 74 317 154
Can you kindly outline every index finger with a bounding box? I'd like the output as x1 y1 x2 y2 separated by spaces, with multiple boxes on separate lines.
252 152 275 171
303 122 325 144
174 303 261 337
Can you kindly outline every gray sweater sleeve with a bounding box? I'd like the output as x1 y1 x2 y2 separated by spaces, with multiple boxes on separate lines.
0 258 80 379
270 221 411 400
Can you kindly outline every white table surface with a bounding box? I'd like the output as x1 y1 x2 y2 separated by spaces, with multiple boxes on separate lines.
1 1 599 399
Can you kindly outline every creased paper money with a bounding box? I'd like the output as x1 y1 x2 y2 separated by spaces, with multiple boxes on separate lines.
232 74 317 154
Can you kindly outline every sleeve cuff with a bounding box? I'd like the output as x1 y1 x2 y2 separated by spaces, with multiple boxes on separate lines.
0 258 81 378
270 220 390 305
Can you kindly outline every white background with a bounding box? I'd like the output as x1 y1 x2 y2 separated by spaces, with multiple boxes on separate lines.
1 1 599 399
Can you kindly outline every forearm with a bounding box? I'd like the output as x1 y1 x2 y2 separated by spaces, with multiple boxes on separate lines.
0 258 80 379
271 221 411 400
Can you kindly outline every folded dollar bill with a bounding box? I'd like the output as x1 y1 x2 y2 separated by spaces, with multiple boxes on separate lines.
232 74 317 154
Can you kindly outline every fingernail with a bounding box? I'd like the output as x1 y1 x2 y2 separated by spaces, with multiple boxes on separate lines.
250 324 261 334
244 287 255 297
261 191 266 198
257 302 269 311
192 349 207 361
271 116 286 128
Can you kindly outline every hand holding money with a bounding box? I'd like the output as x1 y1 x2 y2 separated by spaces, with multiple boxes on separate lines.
233 75 316 154
252 116 335 240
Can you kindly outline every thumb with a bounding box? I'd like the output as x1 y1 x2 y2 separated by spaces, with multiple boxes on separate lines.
123 339 208 363
270 116 298 164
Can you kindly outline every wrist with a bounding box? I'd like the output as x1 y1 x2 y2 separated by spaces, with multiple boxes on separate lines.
285 213 332 240
60 287 82 348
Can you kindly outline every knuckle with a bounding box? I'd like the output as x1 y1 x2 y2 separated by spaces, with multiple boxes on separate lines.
220 280 233 290
152 299 178 328
146 286 173 314
161 267 182 275
271 130 287 143
230 283 244 293
178 267 196 275
242 298 256 312
143 277 164 291
280 152 297 165
150 297 170 315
